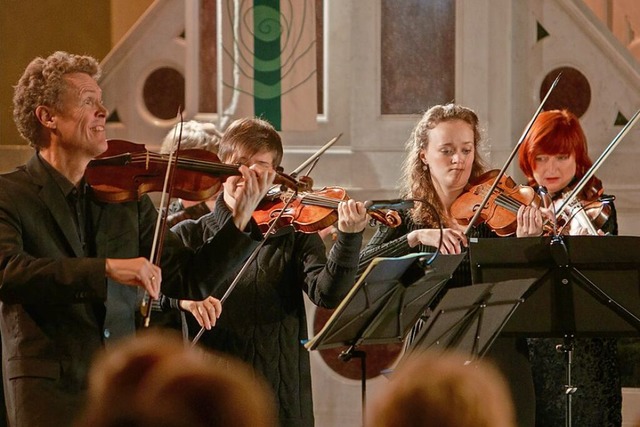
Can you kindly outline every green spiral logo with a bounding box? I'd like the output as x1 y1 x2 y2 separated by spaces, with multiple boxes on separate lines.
222 0 317 129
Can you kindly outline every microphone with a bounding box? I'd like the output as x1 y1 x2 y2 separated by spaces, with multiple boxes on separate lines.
599 195 615 203
539 186 568 265
363 199 415 210
537 186 550 207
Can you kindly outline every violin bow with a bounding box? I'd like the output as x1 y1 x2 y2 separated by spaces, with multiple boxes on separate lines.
141 112 185 327
463 73 561 235
553 108 640 217
289 133 343 178
191 188 300 346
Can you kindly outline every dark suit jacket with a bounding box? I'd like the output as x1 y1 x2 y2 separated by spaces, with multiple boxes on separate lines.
0 154 259 426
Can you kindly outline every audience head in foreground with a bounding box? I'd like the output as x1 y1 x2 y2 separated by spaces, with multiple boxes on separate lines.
367 351 516 427
75 330 277 427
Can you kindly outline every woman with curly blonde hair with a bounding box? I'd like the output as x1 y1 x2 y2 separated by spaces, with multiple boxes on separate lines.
399 103 487 229
359 103 545 426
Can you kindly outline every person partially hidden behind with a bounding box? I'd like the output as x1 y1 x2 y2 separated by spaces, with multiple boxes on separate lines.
366 350 516 427
75 329 277 427
160 119 222 228
0 51 274 426
149 120 224 333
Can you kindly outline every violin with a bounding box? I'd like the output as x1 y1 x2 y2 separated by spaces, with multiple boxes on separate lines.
451 170 543 237
553 180 612 235
252 186 402 234
452 169 613 236
85 139 305 203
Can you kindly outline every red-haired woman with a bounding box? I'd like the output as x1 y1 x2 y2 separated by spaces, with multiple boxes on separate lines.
518 109 621 426
518 109 616 235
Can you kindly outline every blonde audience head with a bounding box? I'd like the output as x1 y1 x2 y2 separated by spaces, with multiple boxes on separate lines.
75 330 276 427
367 350 516 427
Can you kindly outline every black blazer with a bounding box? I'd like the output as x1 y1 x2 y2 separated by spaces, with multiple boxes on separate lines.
0 154 259 426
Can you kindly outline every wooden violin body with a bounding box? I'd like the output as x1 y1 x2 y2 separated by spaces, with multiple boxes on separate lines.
253 186 402 234
254 187 345 234
553 183 612 235
451 170 541 236
86 139 302 203
451 170 612 236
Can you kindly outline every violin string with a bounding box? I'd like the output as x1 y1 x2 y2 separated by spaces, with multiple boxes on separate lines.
477 187 527 213
300 194 342 208
128 152 239 174
494 194 524 212
127 152 299 193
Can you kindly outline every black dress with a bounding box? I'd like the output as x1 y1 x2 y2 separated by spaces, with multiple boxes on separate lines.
527 195 622 427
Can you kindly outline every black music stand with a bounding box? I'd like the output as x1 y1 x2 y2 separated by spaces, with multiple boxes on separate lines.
405 278 538 359
304 252 464 424
469 235 640 427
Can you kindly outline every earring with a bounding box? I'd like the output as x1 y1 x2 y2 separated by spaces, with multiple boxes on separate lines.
422 164 429 172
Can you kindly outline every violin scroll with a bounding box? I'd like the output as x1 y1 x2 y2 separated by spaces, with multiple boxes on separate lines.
367 209 402 228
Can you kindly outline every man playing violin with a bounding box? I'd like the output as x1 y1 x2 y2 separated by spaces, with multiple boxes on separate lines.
169 117 368 427
518 109 621 426
0 51 273 426
359 103 547 427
